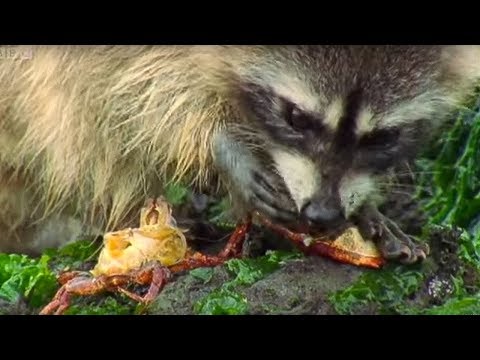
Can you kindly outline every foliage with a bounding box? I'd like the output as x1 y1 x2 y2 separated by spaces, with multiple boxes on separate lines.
62 296 135 315
194 250 302 315
329 264 425 314
420 294 480 315
0 254 57 308
164 182 191 206
193 287 248 315
419 103 480 236
190 267 215 283
44 239 102 272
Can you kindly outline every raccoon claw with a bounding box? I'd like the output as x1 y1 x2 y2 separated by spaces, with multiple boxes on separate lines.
380 236 411 260
251 196 297 223
250 171 297 222
410 244 429 263
381 231 427 265
356 206 429 265
398 248 427 264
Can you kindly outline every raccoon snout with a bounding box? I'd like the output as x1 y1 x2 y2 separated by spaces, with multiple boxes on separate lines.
300 200 345 230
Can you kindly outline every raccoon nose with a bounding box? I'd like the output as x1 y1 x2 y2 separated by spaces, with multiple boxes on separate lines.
301 201 343 228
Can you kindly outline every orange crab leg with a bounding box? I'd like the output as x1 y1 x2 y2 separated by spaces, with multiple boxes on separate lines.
169 252 225 273
57 271 86 285
140 264 171 303
218 214 252 258
169 216 253 273
116 265 170 304
39 286 71 315
116 287 146 303
254 211 385 269
253 212 312 250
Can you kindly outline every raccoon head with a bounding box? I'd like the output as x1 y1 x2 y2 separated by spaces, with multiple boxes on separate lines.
233 45 480 228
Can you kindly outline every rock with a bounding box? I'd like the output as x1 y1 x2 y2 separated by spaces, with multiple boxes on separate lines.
147 256 364 315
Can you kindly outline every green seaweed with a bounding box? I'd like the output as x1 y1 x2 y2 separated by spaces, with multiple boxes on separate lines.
193 250 302 315
329 264 425 314
63 297 135 315
0 254 57 308
207 197 236 229
226 250 302 286
44 238 102 272
190 267 215 284
418 107 480 271
419 107 480 235
164 182 191 206
194 288 248 315
0 238 139 314
420 294 480 315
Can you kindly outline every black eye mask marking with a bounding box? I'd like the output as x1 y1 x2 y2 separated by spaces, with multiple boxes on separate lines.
358 128 400 150
355 128 403 171
334 87 364 151
283 100 325 135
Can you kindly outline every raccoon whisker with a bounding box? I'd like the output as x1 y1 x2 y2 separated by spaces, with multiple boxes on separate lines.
404 161 415 180
379 189 433 197
378 185 433 196
393 170 443 176
377 180 431 188
376 182 426 189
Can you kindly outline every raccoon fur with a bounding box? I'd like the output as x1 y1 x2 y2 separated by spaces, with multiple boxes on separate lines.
0 45 479 262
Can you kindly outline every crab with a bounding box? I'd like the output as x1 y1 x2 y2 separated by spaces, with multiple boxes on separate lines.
40 197 187 315
40 198 385 315
90 197 188 277
39 262 172 315
39 197 250 315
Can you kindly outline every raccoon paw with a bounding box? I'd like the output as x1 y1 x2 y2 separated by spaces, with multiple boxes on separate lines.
248 170 298 222
213 132 297 222
356 206 429 264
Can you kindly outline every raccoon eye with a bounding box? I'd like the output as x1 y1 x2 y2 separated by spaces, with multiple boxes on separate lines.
285 103 312 132
356 128 401 171
358 128 400 149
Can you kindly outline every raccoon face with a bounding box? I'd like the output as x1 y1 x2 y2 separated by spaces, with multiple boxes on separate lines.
234 45 480 228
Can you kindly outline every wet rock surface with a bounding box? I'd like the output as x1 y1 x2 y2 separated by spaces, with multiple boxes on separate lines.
148 256 364 315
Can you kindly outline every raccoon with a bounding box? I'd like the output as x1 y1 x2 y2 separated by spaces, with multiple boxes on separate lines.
0 45 478 262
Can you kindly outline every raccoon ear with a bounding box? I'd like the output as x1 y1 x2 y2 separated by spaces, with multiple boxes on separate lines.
440 46 480 90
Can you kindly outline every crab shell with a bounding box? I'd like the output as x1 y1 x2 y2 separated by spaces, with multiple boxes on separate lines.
91 225 187 277
308 227 385 269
